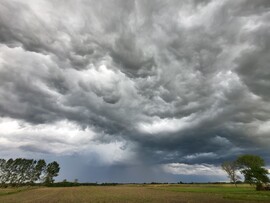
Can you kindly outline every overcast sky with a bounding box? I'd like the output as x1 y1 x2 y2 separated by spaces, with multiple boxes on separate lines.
0 0 270 183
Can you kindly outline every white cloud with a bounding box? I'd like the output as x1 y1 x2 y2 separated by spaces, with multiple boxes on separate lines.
184 152 217 160
162 163 226 176
211 136 232 146
0 117 135 165
137 115 195 134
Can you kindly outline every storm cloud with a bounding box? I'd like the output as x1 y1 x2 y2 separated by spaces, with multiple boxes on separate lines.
0 0 270 182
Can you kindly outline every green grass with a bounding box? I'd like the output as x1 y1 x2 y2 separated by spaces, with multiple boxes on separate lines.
0 187 32 196
153 184 270 201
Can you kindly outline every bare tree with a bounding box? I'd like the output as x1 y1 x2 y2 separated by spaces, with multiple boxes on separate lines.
221 161 240 187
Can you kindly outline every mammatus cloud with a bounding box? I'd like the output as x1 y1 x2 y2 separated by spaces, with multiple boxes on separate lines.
0 0 270 181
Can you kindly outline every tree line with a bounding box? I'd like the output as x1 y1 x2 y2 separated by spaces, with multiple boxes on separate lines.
0 158 60 187
221 154 270 190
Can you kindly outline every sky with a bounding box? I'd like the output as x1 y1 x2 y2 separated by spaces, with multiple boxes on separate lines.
0 0 270 183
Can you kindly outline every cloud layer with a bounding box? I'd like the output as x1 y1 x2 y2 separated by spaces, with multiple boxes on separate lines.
0 0 270 182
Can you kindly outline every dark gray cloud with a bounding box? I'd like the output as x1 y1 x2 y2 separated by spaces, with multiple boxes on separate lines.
0 0 270 182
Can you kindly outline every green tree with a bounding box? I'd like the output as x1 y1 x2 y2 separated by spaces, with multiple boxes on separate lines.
44 161 60 185
221 161 240 187
19 159 35 185
6 159 16 186
0 158 50 186
236 154 269 190
31 159 46 183
0 159 7 187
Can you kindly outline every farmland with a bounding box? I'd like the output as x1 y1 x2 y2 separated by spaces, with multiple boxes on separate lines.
0 184 270 203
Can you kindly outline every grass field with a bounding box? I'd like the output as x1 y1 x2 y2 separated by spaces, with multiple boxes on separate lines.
0 184 269 203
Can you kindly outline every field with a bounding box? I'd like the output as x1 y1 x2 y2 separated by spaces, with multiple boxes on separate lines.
0 184 270 203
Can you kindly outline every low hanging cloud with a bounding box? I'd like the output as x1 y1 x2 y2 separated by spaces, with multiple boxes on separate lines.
0 0 270 181
162 163 225 176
